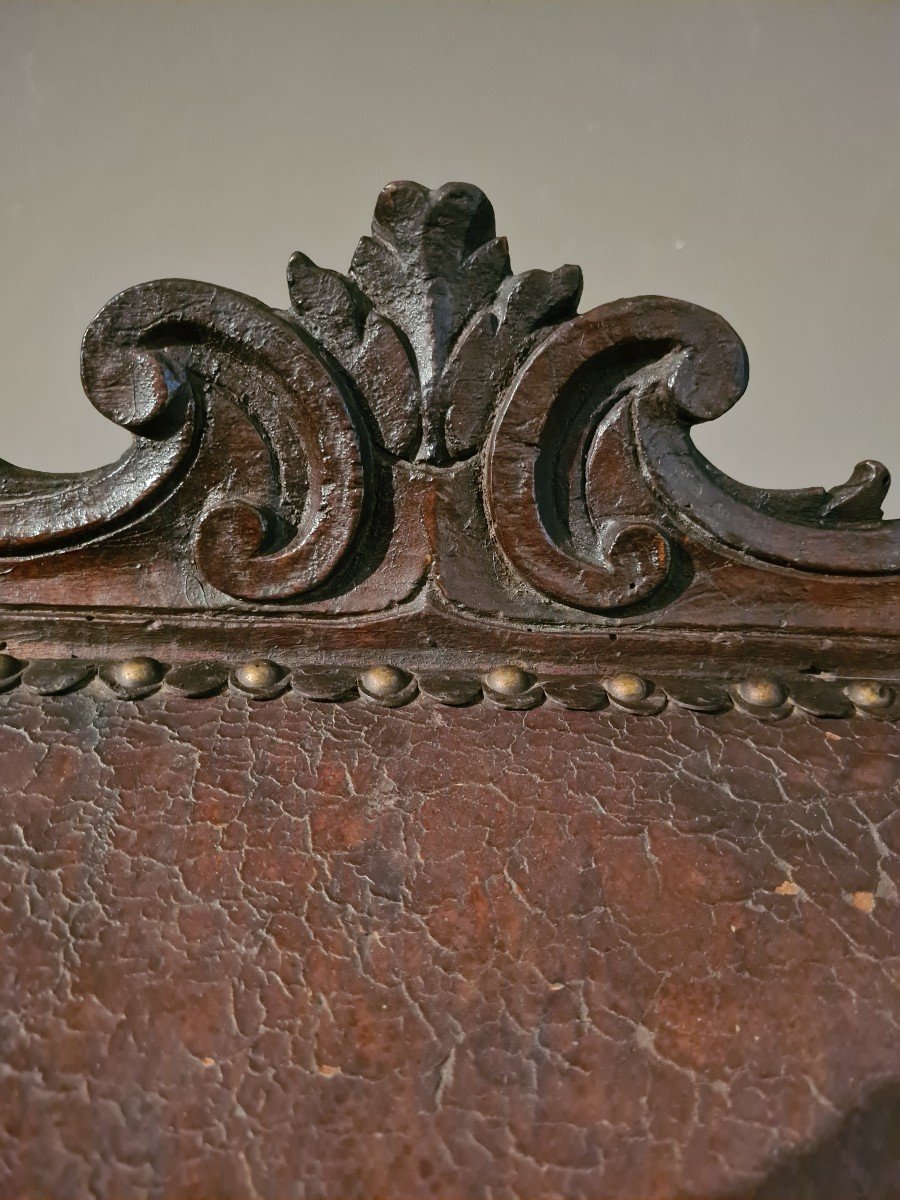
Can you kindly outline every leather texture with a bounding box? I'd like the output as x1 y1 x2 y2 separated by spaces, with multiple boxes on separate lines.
0 691 897 1199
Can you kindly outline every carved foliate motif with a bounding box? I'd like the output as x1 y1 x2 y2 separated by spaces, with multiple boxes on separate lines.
287 181 583 464
0 180 897 629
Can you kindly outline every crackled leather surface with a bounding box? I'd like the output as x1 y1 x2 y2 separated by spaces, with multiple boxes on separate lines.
0 693 897 1199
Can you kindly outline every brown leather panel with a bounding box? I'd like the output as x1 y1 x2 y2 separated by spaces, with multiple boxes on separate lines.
1 692 897 1199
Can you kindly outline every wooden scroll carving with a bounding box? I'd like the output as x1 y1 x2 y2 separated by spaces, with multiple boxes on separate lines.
0 180 895 714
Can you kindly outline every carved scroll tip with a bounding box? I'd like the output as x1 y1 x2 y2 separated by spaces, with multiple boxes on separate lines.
127 351 188 431
822 460 890 523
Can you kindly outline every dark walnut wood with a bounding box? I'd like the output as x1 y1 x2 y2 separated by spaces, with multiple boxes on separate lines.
0 181 897 1199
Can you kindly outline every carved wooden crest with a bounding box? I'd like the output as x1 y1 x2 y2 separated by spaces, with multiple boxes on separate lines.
0 181 897 715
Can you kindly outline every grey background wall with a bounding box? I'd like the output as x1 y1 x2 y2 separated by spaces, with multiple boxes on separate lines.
1 0 897 514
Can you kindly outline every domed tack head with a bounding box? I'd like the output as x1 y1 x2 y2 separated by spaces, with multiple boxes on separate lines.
604 673 648 705
359 665 408 698
234 660 283 691
0 654 19 680
483 666 531 697
109 657 161 689
846 680 893 710
736 678 786 709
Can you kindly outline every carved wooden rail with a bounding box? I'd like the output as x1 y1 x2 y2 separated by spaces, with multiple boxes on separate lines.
0 180 896 694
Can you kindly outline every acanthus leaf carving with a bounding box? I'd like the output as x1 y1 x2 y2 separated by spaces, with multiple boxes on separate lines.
0 179 897 628
286 251 421 459
442 262 583 460
288 180 582 465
